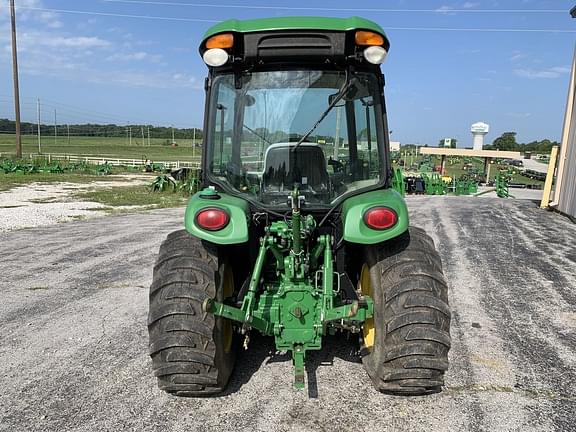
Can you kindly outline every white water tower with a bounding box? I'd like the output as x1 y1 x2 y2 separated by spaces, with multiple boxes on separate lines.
471 122 490 150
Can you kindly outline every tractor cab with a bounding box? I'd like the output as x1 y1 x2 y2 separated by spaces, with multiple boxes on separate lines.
200 17 391 209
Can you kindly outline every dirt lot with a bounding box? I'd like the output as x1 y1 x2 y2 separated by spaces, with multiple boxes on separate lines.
0 196 575 432
0 175 151 231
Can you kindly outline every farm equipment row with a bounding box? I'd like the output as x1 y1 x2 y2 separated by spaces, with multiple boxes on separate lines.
0 158 113 175
393 169 478 196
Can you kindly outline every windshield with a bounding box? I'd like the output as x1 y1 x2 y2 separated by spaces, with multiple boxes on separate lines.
206 70 387 206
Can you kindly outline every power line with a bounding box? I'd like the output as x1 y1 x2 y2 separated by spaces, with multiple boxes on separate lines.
14 6 219 23
102 0 567 14
14 5 576 33
0 95 149 124
386 27 576 33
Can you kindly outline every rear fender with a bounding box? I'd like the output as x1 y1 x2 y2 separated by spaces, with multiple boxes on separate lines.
184 192 249 244
341 189 409 244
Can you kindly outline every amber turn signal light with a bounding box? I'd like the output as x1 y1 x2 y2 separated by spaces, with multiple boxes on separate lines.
355 30 384 46
206 33 234 49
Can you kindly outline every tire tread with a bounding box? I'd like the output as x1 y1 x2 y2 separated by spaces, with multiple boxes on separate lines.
148 230 233 396
362 227 451 396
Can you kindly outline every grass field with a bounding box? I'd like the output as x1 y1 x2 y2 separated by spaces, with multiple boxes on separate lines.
75 185 189 209
0 134 202 162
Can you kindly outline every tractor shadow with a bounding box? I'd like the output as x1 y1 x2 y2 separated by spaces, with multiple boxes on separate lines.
224 332 362 398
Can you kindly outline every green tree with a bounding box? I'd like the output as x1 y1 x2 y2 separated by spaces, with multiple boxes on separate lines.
492 132 518 151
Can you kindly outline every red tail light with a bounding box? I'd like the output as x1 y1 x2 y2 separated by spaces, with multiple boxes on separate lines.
363 207 397 230
195 208 229 231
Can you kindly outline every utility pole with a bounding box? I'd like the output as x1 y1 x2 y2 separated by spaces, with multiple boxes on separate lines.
37 98 41 154
171 126 175 145
192 128 196 158
129 126 132 146
10 0 22 158
141 126 145 146
67 124 70 145
147 126 150 146
54 109 57 145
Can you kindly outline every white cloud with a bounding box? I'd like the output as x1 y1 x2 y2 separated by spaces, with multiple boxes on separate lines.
506 112 532 118
5 0 64 28
0 1 199 92
42 35 111 49
457 48 481 55
436 2 479 14
436 6 457 15
510 51 528 62
9 32 112 53
514 66 570 79
106 51 162 63
90 70 201 89
38 11 62 29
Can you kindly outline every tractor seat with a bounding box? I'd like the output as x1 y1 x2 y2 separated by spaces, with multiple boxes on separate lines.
262 143 329 200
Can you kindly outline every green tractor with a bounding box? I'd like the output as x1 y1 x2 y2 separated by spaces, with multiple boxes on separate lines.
148 17 451 395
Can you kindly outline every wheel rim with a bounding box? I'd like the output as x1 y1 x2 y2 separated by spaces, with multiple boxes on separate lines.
222 266 234 354
359 264 375 349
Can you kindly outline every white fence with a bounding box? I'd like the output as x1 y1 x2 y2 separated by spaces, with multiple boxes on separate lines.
1 152 200 170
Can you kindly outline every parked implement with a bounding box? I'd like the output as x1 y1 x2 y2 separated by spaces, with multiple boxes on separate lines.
148 16 451 395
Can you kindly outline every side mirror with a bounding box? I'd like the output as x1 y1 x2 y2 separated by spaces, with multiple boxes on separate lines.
328 85 358 106
244 94 256 107
328 93 346 107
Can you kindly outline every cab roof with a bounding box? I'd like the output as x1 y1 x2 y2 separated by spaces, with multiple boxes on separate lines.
202 16 387 41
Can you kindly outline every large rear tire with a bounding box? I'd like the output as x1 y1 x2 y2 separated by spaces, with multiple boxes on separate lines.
148 230 235 396
360 227 451 395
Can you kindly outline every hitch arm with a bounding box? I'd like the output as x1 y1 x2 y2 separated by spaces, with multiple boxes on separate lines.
202 234 275 335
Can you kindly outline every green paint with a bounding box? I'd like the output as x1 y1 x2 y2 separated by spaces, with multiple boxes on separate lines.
392 167 405 196
195 16 405 389
184 190 249 244
341 189 409 244
202 16 386 40
421 172 447 196
496 170 513 198
205 192 373 388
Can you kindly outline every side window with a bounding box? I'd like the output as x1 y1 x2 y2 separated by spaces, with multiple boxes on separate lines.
353 96 379 180
214 83 235 174
242 90 271 172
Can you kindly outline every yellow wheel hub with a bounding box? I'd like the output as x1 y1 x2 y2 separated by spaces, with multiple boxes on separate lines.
359 264 375 349
222 266 234 353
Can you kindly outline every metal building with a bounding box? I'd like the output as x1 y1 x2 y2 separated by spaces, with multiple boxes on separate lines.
552 8 576 220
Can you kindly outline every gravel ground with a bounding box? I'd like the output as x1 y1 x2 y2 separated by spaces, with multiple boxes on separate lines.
522 158 550 174
0 176 150 232
0 196 575 432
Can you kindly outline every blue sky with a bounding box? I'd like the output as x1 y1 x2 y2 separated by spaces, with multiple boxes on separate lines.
1 0 575 146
